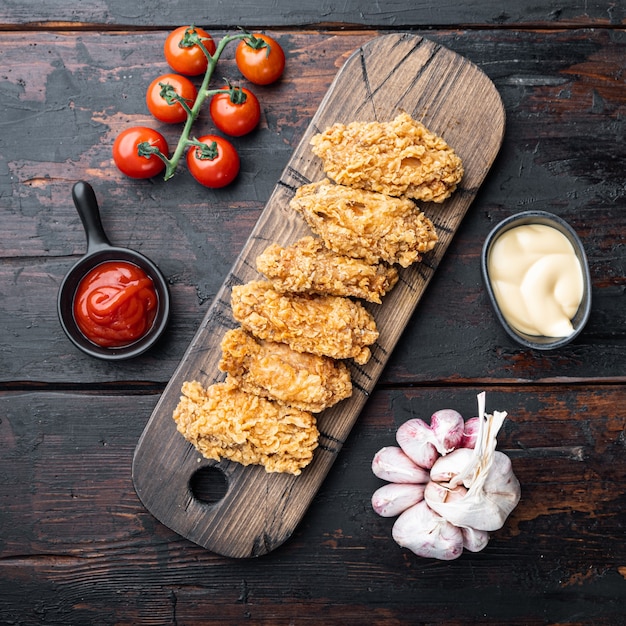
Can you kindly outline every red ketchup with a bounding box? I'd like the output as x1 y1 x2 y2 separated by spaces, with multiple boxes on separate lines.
73 261 158 348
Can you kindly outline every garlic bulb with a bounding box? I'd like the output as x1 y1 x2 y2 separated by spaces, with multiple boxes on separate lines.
371 392 521 560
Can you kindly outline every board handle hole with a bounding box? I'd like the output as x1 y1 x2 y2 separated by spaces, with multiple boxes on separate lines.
190 466 228 505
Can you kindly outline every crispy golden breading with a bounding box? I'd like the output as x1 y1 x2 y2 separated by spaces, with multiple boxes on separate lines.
231 280 378 365
310 112 464 202
219 328 352 413
289 180 438 268
173 380 319 475
256 236 399 304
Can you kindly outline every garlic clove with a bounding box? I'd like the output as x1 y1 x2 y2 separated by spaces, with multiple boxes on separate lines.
371 482 425 517
396 418 439 469
371 446 430 484
460 416 480 448
423 479 467 504
430 409 465 454
428 447 474 486
392 501 464 560
462 526 490 552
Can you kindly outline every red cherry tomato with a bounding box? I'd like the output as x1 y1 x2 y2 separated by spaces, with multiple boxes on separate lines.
113 127 168 179
209 85 261 137
235 33 285 85
164 26 216 76
146 73 197 124
186 135 240 188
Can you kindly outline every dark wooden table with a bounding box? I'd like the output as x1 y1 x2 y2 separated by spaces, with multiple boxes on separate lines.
1 2 625 624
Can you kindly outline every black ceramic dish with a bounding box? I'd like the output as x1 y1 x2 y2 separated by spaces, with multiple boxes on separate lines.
57 181 170 360
481 210 592 350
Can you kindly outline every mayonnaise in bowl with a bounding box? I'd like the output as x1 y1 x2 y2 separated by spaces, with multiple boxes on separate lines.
481 211 591 350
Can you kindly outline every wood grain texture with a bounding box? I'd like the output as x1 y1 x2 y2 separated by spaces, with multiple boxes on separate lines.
1 18 626 624
132 33 505 558
0 30 624 385
0 0 623 28
2 386 625 624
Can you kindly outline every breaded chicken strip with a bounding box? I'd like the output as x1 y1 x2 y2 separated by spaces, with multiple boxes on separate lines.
310 112 464 202
219 327 352 413
173 380 319 475
231 280 378 365
289 180 438 268
256 236 399 304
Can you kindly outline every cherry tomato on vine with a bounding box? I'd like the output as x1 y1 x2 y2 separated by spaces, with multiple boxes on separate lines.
209 85 261 137
146 73 197 124
235 33 285 85
164 26 216 76
186 135 240 188
113 127 168 179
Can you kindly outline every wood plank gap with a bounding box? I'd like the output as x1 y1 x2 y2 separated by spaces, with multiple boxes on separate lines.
0 381 166 394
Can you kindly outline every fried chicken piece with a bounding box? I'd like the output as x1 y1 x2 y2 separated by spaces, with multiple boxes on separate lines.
231 280 378 365
256 236 399 304
289 180 438 268
310 112 464 202
219 327 352 413
173 380 319 475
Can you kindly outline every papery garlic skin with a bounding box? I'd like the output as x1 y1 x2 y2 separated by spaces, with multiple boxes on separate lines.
425 424 521 532
425 450 520 532
423 479 467 505
371 446 430 484
372 483 425 517
428 447 473 484
392 501 464 561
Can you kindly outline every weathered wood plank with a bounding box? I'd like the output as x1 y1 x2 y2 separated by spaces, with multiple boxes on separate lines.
1 13 625 626
0 30 624 385
0 0 622 28
1 386 625 623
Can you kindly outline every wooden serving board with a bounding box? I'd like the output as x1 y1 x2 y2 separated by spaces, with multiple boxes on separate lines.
132 33 505 558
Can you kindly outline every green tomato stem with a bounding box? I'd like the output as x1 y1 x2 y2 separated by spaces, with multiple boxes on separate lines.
159 82 195 118
162 32 250 181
